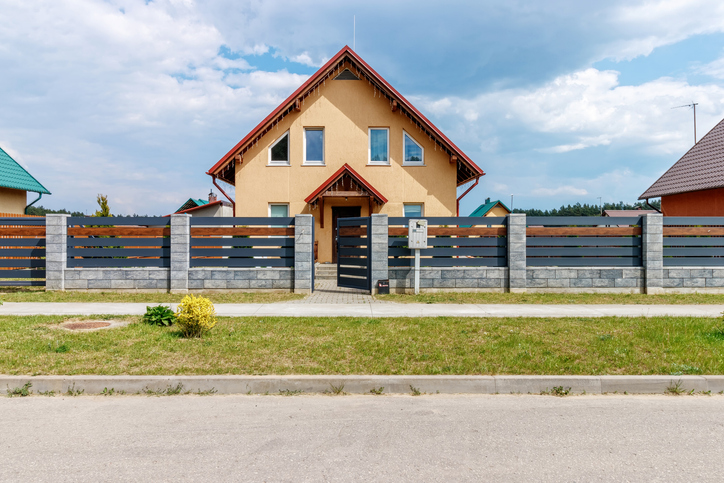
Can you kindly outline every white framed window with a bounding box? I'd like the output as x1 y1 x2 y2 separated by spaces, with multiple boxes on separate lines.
403 131 424 166
268 203 289 219
268 131 290 166
403 203 424 218
303 128 324 165
368 128 389 165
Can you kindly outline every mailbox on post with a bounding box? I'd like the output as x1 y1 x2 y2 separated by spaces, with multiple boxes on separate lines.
408 219 428 249
407 219 428 294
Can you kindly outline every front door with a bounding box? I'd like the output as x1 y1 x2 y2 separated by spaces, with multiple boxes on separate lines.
332 206 361 263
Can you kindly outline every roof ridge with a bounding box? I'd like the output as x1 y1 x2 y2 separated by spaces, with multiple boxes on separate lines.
0 146 51 195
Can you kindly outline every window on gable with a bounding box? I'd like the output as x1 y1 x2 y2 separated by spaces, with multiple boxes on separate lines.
403 132 424 165
269 131 290 165
304 128 324 165
368 128 389 164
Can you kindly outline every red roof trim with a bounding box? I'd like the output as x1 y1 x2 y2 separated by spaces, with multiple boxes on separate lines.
207 45 484 181
304 163 388 204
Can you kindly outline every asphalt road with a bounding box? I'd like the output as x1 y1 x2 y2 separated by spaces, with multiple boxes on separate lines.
2 394 723 482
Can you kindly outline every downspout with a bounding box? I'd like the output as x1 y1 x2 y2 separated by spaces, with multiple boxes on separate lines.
211 175 236 214
456 177 479 217
645 198 661 213
24 192 42 215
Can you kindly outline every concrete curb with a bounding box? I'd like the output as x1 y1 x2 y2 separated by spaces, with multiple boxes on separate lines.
2 375 723 396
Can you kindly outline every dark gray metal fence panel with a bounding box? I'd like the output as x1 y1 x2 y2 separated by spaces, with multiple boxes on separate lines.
68 217 170 225
0 270 45 278
527 247 641 257
389 247 506 257
663 258 724 266
0 259 49 268
0 238 46 247
0 280 45 286
664 217 724 225
190 247 294 258
0 218 46 225
663 237 724 246
189 238 293 247
68 238 170 247
0 248 46 257
388 217 507 225
527 237 640 247
190 258 292 268
389 257 507 267
527 258 641 267
68 248 170 258
190 217 295 225
68 258 169 268
527 216 641 226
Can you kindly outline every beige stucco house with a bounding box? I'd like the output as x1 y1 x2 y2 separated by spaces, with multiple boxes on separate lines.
207 46 484 263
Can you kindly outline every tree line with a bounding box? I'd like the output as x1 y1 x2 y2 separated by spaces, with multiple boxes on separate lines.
511 200 661 217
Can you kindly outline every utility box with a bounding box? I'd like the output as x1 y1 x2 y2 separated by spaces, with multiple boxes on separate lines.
408 219 428 249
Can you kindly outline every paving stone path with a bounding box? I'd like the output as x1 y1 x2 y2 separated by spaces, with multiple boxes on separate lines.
289 280 382 304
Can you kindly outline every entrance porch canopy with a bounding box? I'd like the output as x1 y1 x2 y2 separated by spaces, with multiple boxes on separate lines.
304 163 388 228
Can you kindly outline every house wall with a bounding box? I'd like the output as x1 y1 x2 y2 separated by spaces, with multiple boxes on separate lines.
485 205 510 217
0 187 26 215
661 187 724 216
234 62 458 263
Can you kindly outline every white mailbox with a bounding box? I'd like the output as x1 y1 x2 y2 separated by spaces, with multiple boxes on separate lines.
408 219 428 249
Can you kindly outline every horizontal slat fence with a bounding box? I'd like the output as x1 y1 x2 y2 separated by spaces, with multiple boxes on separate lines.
526 216 642 267
0 216 46 286
67 217 170 268
190 217 295 268
663 217 724 266
388 217 507 267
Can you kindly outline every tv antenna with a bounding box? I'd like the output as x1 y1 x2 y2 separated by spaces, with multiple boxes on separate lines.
672 102 698 145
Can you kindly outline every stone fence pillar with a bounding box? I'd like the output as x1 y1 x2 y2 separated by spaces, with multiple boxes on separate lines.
370 214 389 294
45 214 69 291
642 213 664 295
170 214 190 293
294 214 314 294
507 214 527 293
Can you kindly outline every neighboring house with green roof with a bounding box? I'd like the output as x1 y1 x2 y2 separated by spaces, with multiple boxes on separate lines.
469 197 511 218
172 191 233 217
0 146 50 215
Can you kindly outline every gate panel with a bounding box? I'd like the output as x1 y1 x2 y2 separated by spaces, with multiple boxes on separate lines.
0 216 46 286
337 217 371 291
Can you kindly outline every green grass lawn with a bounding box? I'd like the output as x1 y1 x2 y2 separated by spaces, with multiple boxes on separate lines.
0 288 303 304
2 315 723 375
377 292 724 305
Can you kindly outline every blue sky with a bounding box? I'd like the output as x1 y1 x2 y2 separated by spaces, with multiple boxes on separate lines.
1 0 723 215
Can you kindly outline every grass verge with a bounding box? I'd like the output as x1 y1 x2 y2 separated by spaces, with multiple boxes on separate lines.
1 315 723 375
377 292 724 305
0 288 303 304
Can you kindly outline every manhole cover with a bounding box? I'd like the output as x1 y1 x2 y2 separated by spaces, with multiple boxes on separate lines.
64 321 112 330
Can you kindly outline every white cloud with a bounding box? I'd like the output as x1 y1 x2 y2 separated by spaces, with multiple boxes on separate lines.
532 186 589 197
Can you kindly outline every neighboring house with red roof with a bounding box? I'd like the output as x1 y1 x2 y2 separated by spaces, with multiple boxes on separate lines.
639 118 724 215
0 146 50 215
206 46 485 263
173 192 232 217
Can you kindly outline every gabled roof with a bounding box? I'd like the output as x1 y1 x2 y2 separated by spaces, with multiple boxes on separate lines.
207 45 484 187
469 199 510 217
0 146 50 194
640 118 724 199
175 198 208 213
305 163 387 205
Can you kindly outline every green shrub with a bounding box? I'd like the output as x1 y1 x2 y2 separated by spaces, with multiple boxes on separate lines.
142 305 176 327
175 295 217 338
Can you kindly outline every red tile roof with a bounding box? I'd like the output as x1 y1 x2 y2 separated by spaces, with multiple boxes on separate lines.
305 163 387 204
640 118 724 199
207 46 484 186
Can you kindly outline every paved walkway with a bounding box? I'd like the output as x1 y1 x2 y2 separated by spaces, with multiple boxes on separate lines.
0 302 721 317
288 280 380 304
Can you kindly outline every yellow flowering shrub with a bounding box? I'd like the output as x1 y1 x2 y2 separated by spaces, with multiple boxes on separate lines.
175 294 217 338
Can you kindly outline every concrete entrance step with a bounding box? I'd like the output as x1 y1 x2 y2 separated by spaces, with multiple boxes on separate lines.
315 263 337 280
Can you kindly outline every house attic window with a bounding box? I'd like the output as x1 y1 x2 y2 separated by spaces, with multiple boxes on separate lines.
269 131 289 165
403 132 424 165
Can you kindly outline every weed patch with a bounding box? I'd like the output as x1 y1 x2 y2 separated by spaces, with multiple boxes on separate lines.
7 382 32 397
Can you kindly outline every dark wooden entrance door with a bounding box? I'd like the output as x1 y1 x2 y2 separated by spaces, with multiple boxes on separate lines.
332 206 361 263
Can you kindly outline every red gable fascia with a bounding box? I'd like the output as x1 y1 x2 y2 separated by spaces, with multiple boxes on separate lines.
206 45 484 180
304 163 388 204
